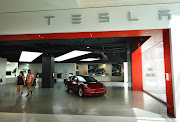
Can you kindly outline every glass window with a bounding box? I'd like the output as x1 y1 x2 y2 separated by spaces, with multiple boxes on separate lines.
77 76 97 82
77 76 87 82
83 76 97 82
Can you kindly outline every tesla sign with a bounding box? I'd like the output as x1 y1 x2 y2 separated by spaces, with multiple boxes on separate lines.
44 10 171 25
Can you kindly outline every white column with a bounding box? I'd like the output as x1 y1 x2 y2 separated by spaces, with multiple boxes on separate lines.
0 58 7 85
170 15 180 120
123 62 128 83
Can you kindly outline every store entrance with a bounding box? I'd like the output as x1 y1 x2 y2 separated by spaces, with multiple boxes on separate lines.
0 29 174 117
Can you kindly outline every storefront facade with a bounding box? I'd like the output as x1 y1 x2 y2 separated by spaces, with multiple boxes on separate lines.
0 1 180 120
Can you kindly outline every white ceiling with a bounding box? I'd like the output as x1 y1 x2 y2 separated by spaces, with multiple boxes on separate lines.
0 0 179 13
0 0 80 13
78 0 180 8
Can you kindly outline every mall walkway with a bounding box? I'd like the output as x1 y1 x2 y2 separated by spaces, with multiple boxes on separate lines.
0 82 177 121
0 112 177 122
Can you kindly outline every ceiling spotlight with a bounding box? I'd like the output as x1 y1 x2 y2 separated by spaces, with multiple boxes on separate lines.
86 47 90 49
19 51 42 62
80 58 100 61
55 50 91 62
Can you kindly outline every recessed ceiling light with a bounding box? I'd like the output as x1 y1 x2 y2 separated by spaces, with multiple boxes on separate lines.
19 51 43 62
55 50 91 62
80 58 100 61
87 47 90 49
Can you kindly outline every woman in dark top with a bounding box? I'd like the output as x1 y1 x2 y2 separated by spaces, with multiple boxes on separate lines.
14 71 25 97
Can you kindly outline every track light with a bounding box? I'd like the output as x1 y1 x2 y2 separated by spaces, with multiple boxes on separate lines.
19 51 42 62
55 50 91 62
80 58 100 61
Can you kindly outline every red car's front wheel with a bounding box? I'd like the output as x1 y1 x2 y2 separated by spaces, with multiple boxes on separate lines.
78 88 83 97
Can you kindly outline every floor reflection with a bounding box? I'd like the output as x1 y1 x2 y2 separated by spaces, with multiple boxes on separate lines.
0 82 168 118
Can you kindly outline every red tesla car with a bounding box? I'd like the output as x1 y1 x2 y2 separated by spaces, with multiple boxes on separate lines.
64 75 106 97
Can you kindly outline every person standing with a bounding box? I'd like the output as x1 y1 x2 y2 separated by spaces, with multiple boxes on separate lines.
35 73 40 88
14 71 26 97
25 69 34 97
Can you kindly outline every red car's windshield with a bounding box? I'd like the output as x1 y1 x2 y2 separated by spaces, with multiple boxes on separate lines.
77 76 97 82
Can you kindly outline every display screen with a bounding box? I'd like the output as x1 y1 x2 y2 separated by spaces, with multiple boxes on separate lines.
88 64 107 76
57 73 62 78
112 64 121 76
6 71 11 76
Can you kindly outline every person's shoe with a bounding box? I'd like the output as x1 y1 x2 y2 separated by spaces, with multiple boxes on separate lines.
25 94 29 97
31 91 33 95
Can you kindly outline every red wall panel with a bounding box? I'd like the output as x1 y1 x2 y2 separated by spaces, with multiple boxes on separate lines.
0 29 161 41
163 30 174 117
132 47 143 91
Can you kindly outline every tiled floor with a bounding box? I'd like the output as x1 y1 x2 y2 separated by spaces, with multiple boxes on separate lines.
0 82 177 121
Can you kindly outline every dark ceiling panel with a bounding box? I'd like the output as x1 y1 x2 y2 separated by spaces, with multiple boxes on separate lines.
0 36 150 63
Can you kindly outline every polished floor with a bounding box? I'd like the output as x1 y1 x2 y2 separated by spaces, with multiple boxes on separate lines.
0 82 177 121
0 113 177 122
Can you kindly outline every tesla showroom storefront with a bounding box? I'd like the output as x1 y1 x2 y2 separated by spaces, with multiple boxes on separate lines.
0 0 180 122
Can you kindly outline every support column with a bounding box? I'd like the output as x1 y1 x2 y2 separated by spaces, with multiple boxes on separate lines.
42 54 55 88
127 42 132 89
0 58 7 85
170 17 180 120
163 30 175 117
132 47 143 91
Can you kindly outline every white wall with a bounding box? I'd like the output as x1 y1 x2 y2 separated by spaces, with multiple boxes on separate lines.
142 41 166 103
6 62 18 77
0 58 7 85
170 16 180 120
1 3 180 35
29 63 76 82
0 0 79 13
6 62 18 84
55 63 76 81
18 64 29 77
79 0 180 8
5 63 30 84
0 0 179 13
77 64 88 75
5 63 76 83
29 64 42 74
